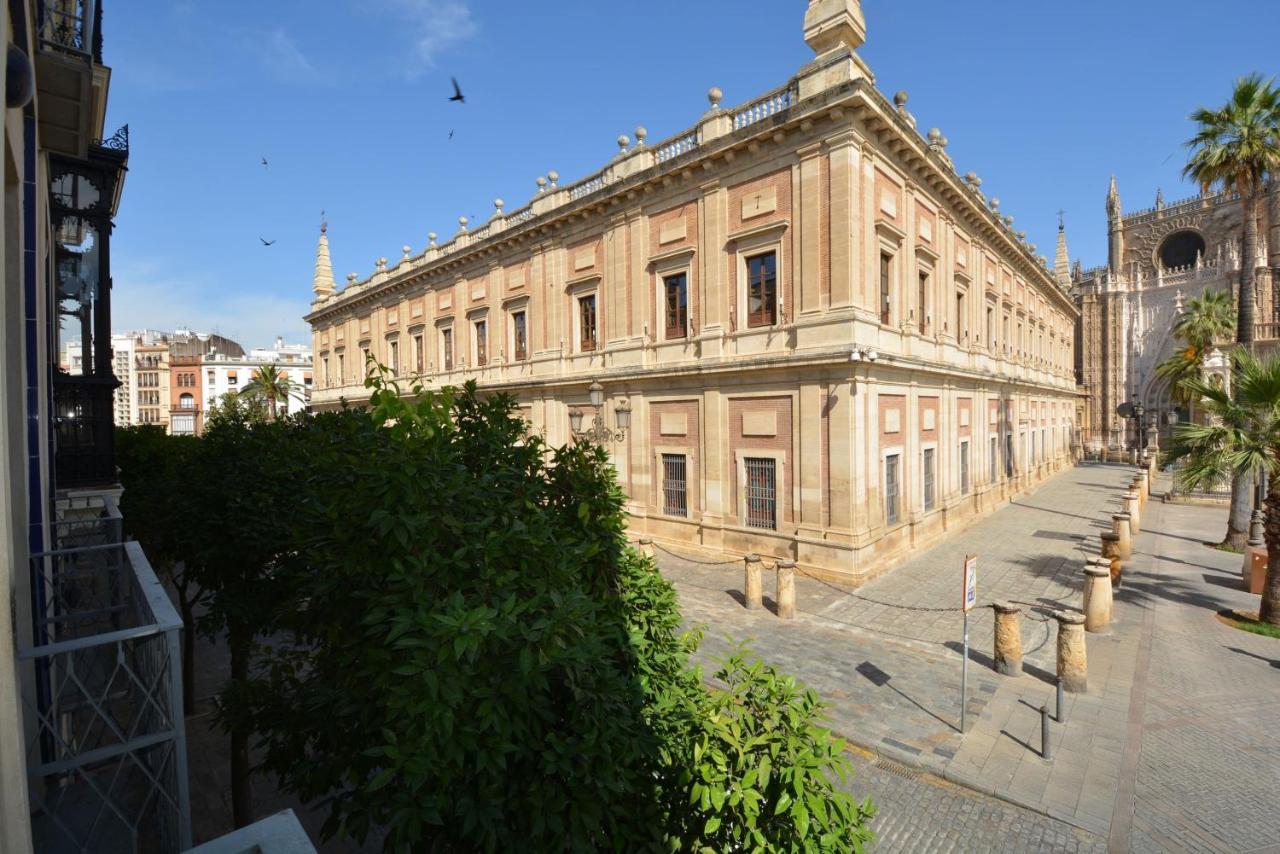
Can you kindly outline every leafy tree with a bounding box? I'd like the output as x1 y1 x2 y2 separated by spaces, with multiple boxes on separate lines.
206 390 268 427
1165 349 1280 623
115 425 206 714
230 370 873 851
239 363 294 419
1183 73 1280 547
1154 288 1236 405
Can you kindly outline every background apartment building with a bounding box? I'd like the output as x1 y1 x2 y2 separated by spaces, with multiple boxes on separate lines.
306 0 1080 583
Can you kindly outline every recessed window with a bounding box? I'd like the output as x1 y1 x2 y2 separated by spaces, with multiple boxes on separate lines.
880 252 893 326
923 448 936 511
960 440 970 495
746 252 777 328
474 320 487 367
956 291 967 339
885 454 900 524
413 334 424 372
662 453 688 517
918 270 929 333
179 393 195 410
744 457 777 530
989 435 998 482
986 304 995 348
664 273 688 339
389 339 399 373
441 328 454 371
1005 432 1015 477
579 294 597 351
337 353 345 381
512 310 528 361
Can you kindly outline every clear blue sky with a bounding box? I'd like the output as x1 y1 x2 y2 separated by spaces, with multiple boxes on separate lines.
106 0 1278 349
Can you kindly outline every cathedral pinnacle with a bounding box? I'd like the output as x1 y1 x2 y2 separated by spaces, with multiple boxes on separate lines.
313 218 337 297
1054 212 1071 288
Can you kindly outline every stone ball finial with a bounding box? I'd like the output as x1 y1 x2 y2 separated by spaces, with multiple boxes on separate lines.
990 197 1001 211
1003 215 1014 227
634 126 647 146
347 272 358 284
894 90 909 108
939 135 949 149
927 127 942 144
376 256 388 271
617 134 630 152
1038 254 1048 266
402 245 412 257
1018 231 1027 241
536 176 548 193
458 216 469 228
964 171 977 184
548 170 559 188
428 232 437 246
493 198 504 212
708 86 723 109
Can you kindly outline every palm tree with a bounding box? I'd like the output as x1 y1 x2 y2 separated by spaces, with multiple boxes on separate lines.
239 364 294 419
1183 73 1280 548
1165 349 1280 624
1154 289 1236 405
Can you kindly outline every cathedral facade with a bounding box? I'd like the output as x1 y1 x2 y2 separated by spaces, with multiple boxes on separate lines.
1072 180 1280 452
305 1 1080 583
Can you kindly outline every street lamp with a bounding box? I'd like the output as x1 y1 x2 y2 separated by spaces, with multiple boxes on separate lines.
570 380 630 443
1131 397 1145 452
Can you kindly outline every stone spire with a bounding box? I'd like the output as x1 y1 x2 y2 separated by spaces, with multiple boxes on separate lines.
313 219 336 298
1107 176 1124 274
1054 213 1071 288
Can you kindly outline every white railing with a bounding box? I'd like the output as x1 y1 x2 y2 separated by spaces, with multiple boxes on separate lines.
654 131 698 164
569 173 607 201
507 206 534 226
733 84 797 130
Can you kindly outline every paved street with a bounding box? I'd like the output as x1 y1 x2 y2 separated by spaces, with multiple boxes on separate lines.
654 462 1280 851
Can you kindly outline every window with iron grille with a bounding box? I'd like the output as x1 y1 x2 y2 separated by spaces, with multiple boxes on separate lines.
662 453 688 517
664 273 688 338
442 329 453 371
579 294 597 351
990 435 998 482
885 454 900 524
879 252 893 325
960 440 970 495
743 457 777 530
923 448 935 511
746 252 777 328
474 320 487 366
512 311 528 360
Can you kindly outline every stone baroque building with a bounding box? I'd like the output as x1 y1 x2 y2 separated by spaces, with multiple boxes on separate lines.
1073 179 1280 451
306 0 1080 582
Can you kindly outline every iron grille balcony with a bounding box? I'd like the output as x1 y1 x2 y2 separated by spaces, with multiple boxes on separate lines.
38 0 102 62
20 540 192 853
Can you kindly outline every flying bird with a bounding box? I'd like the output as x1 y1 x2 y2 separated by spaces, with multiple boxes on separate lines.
449 129 454 140
449 77 465 103
260 237 276 246
261 157 268 168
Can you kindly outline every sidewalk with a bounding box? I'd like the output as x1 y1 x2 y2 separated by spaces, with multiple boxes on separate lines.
654 462 1280 851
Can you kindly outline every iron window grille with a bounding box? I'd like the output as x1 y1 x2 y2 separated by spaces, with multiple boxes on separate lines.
744 457 777 530
923 448 936 511
662 454 688 517
885 454 900 524
664 273 688 338
746 253 777 328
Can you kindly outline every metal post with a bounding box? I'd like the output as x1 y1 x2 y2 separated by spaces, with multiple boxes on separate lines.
168 626 193 849
1041 705 1052 760
1056 678 1065 723
961 608 969 733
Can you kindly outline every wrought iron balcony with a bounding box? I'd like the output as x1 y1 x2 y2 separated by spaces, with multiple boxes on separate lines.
19 540 191 853
38 0 103 63
53 374 118 489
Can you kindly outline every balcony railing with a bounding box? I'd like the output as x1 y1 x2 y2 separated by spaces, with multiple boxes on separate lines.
1255 322 1280 341
20 540 191 853
53 374 118 489
38 0 102 62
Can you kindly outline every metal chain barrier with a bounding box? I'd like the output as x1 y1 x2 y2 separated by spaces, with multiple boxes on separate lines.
648 540 741 567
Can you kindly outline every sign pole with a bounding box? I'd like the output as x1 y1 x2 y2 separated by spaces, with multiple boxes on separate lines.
960 554 977 734
961 608 969 733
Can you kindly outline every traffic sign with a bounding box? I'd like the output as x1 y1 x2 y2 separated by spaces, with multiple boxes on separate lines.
962 555 978 612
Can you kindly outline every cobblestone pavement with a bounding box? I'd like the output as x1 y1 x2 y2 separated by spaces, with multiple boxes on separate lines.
654 463 1280 851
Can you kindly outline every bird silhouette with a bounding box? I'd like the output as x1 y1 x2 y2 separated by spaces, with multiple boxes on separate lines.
260 237 276 246
449 129 454 140
261 157 268 168
449 77 465 103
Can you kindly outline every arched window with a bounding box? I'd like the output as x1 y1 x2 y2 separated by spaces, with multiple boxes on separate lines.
179 393 194 410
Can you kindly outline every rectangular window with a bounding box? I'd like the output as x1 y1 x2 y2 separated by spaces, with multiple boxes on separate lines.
206 370 214 385
512 311 528 360
885 454 900 524
956 291 966 339
413 334 424 372
389 339 399 372
1005 432 1015 477
228 374 237 386
990 435 998 482
361 346 370 370
1003 316 1011 352
171 414 195 435
960 441 971 495
918 271 928 333
746 252 777 328
662 453 688 518
986 305 994 347
321 356 329 386
579 294 597 351
442 329 454 371
923 448 935 511
744 457 777 530
880 253 893 326
664 273 688 338
474 320 487 367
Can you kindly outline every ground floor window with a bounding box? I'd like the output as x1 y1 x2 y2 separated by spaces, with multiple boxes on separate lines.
885 453 901 524
960 440 970 495
662 453 688 517
923 448 936 511
171 414 195 435
989 435 998 482
744 457 777 530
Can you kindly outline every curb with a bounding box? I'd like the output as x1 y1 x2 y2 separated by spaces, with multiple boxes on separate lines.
840 734 1099 838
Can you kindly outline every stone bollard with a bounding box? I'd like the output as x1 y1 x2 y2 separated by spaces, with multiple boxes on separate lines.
743 554 763 611
993 602 1023 676
1100 531 1123 589
1083 562 1113 632
637 537 655 559
1138 470 1150 499
775 560 796 620
1112 513 1132 560
1131 479 1145 508
1124 491 1141 534
1055 611 1088 693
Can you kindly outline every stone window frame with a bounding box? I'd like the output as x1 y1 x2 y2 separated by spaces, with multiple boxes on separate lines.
384 332 401 375
503 296 531 362
650 245 696 343
407 325 425 374
913 243 939 336
467 307 490 368
732 448 786 532
653 443 697 520
435 316 455 372
920 440 938 514
875 220 906 329
566 277 601 354
730 221 788 332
